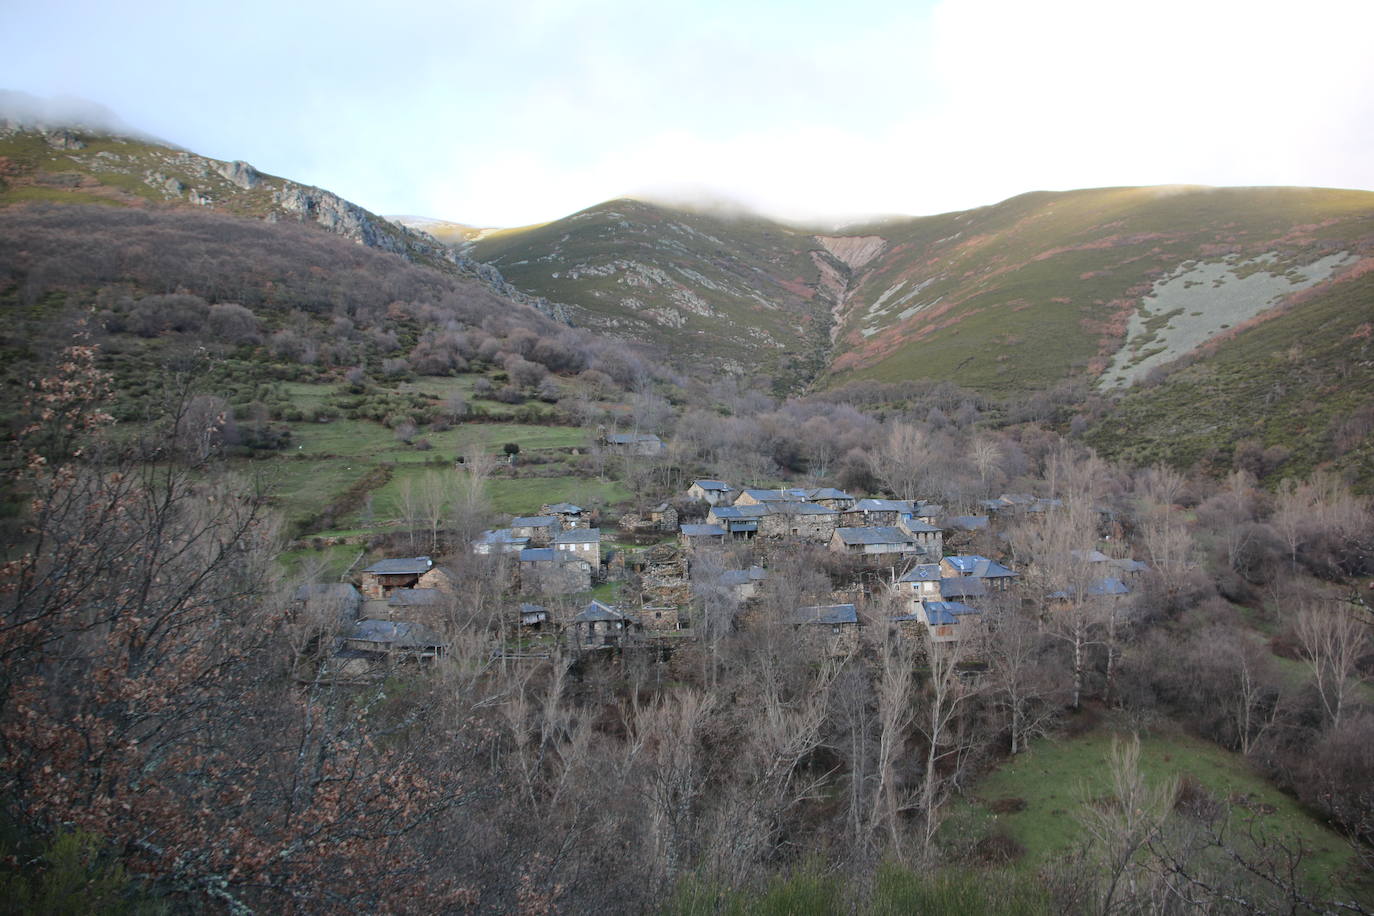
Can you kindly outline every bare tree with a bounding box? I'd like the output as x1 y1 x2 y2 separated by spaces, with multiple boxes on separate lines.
873 421 932 501
914 623 987 857
1294 598 1369 728
986 605 1063 754
1076 734 1179 915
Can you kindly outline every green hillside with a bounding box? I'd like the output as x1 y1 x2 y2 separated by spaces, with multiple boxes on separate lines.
825 186 1374 394
467 198 837 390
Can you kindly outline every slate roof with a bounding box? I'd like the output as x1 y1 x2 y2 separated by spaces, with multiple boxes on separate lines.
720 565 769 586
765 501 836 516
294 583 362 604
901 518 943 533
361 556 433 575
607 432 661 445
519 548 557 563
387 588 444 607
1048 577 1131 600
852 498 910 512
545 502 582 514
922 601 982 626
1111 558 1150 574
939 577 988 599
1070 549 1113 564
511 515 559 528
573 599 628 623
807 487 853 501
710 504 768 519
692 479 734 491
834 526 915 546
912 501 944 517
944 555 1018 578
794 603 859 626
945 515 990 531
477 528 527 545
553 527 601 544
680 523 727 537
899 563 943 583
346 619 445 648
740 487 810 502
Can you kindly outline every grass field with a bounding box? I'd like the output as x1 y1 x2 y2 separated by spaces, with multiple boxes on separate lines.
947 722 1363 893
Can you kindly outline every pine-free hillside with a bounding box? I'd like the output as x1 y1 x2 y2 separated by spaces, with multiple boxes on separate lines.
464 198 839 391
0 120 562 317
823 186 1374 395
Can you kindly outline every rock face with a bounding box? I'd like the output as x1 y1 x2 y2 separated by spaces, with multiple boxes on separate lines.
214 160 260 190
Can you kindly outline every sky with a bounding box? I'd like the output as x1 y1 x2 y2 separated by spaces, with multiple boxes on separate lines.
2 0 1372 228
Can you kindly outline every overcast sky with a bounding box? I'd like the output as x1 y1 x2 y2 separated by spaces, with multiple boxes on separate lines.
3 0 1372 227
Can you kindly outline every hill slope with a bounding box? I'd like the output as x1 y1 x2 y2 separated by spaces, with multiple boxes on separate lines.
824 186 1374 394
466 199 842 389
0 120 567 320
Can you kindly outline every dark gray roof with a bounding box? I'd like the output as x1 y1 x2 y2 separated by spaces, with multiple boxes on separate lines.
545 502 582 514
511 515 559 528
721 565 768 585
680 523 727 537
807 488 853 500
710 504 768 519
923 601 982 626
946 515 989 530
765 501 836 516
944 555 1017 578
1070 549 1112 564
1048 577 1131 600
835 526 915 546
346 619 445 648
478 528 527 545
574 599 628 623
899 563 943 582
901 519 943 533
692 479 733 491
794 603 859 626
361 556 433 575
740 487 810 502
852 498 909 512
607 432 661 445
387 588 445 607
939 577 988 599
552 527 601 544
1111 558 1150 573
520 547 557 562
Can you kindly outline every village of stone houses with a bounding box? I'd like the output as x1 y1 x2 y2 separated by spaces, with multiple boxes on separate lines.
298 427 1150 684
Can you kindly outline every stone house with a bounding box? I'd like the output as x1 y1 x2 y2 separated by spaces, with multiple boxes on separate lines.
542 502 588 529
417 565 459 594
359 556 434 599
706 503 766 538
1047 576 1131 605
805 488 856 511
687 480 736 506
519 603 549 629
510 516 562 545
600 430 665 456
896 517 943 558
756 501 838 541
570 600 640 648
910 501 944 525
920 600 983 643
733 487 810 507
829 526 918 556
719 565 768 601
679 523 727 549
519 547 593 594
841 498 910 528
473 528 529 555
326 619 448 682
897 563 943 614
940 555 1018 591
552 526 601 559
792 603 861 656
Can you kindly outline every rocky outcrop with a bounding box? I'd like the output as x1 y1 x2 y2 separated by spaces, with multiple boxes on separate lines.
214 159 260 190
816 235 886 270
